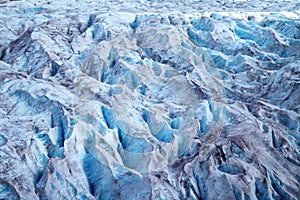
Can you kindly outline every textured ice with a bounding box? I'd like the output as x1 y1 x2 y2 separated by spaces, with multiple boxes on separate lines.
0 0 300 199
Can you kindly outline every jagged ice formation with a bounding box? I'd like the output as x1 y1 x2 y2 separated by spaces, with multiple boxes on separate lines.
0 1 300 199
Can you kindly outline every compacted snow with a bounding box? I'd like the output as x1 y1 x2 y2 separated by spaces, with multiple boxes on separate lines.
0 0 299 199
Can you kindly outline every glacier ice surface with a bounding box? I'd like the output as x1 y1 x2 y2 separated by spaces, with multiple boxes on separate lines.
0 1 300 199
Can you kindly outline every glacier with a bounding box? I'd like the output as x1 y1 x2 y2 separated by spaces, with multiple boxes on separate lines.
0 0 300 199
